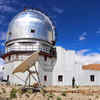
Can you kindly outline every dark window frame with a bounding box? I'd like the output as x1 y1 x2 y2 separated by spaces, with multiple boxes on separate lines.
31 29 35 33
44 75 47 81
58 75 63 82
8 56 11 61
90 75 95 82
16 54 18 60
44 56 47 61
9 32 12 36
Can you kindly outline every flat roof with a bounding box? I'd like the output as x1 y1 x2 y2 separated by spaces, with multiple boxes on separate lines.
83 64 100 71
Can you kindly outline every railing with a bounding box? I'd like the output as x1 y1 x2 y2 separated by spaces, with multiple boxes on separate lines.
6 47 49 53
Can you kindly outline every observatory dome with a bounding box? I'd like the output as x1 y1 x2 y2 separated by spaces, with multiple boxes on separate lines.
7 9 55 43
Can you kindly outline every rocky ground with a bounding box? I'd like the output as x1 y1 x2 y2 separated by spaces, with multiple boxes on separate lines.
0 84 100 100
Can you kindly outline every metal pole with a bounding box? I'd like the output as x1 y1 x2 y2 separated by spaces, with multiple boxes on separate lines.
34 64 41 86
29 72 31 87
24 73 29 87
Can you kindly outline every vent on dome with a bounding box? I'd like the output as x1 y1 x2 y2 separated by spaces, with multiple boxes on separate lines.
31 29 35 33
9 32 12 36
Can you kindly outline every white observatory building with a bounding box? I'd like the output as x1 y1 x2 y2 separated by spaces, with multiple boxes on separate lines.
2 9 56 85
2 9 100 86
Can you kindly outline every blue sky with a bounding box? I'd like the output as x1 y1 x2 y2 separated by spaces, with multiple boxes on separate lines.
0 0 100 55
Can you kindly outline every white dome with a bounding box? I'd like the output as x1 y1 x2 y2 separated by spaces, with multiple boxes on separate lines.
7 9 55 43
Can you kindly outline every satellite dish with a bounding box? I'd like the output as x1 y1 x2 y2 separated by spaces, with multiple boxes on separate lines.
12 51 40 88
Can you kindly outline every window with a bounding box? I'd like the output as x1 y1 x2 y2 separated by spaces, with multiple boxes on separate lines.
8 56 11 61
90 75 95 82
31 29 35 33
9 32 12 36
44 56 47 61
16 54 18 60
11 55 15 61
58 75 63 82
7 75 9 81
44 75 47 81
46 48 48 52
8 32 12 40
2 67 4 70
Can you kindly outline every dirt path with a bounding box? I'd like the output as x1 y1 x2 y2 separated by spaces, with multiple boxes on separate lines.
0 85 100 100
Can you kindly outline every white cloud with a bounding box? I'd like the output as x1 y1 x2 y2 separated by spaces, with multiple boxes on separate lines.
79 32 87 40
76 49 100 65
0 5 16 12
0 32 6 40
53 7 64 14
0 15 7 26
0 42 5 46
76 49 90 55
0 15 5 24
96 28 100 33
0 0 18 5
0 58 5 66
79 36 86 40
0 0 17 13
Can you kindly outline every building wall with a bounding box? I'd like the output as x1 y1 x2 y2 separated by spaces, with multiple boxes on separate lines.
3 61 40 85
3 55 55 86
74 64 100 86
38 55 55 86
52 46 100 86
52 47 76 86
2 46 100 86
